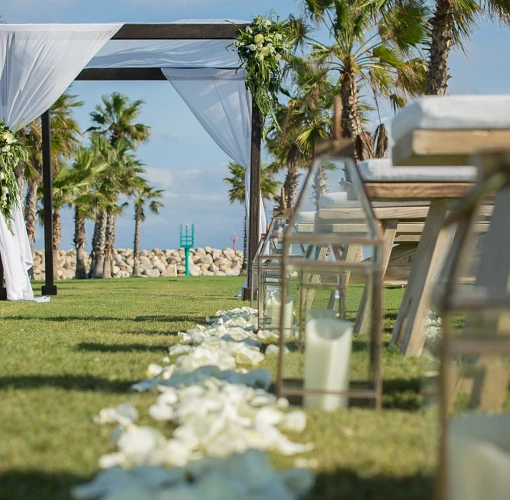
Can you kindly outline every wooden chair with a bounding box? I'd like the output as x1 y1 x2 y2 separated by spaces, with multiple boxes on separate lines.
389 95 510 355
354 160 477 349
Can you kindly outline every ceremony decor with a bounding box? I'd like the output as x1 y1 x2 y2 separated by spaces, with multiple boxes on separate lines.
0 123 28 233
231 15 291 120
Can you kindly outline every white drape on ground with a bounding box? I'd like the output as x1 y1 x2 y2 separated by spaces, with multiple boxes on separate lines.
162 68 266 249
0 23 122 300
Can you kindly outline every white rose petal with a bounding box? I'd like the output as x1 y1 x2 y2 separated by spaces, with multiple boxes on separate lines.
281 411 307 433
99 452 126 469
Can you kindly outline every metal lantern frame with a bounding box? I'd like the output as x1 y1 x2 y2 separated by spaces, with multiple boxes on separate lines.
275 150 384 410
255 210 292 331
433 153 510 500
250 235 266 309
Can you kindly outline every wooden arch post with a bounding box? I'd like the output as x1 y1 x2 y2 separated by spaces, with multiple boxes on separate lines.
41 109 57 296
244 102 262 300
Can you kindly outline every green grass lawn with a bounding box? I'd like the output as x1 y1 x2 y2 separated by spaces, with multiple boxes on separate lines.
0 278 434 499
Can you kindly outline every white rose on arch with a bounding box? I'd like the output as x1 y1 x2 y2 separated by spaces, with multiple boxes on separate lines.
2 132 13 144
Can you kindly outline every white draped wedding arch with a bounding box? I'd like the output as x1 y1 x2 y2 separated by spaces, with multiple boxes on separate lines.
0 21 265 301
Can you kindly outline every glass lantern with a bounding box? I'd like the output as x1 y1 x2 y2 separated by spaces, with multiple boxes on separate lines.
256 210 293 332
430 157 510 500
276 151 384 410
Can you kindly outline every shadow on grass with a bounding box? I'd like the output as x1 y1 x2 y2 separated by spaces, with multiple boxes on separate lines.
0 375 134 393
77 342 169 354
1 314 207 324
0 470 86 500
0 315 126 322
382 378 423 411
134 315 205 323
312 468 433 500
122 329 181 336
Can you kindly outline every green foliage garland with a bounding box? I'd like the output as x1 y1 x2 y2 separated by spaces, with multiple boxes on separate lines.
0 122 29 233
231 16 290 120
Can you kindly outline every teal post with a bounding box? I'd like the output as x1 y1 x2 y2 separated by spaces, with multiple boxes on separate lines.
180 224 195 277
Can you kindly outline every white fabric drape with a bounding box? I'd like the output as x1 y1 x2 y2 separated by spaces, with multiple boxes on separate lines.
87 40 240 69
0 23 122 300
162 68 266 247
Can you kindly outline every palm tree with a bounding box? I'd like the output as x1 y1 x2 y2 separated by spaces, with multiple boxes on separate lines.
87 92 150 278
224 161 280 271
87 137 143 278
298 0 428 159
132 183 165 276
426 1 510 95
267 58 333 209
88 92 151 149
38 162 89 280
21 91 83 249
103 149 144 279
70 147 108 279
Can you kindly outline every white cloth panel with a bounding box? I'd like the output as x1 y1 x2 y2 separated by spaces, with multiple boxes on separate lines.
0 23 122 300
87 40 239 69
0 24 122 129
162 68 266 247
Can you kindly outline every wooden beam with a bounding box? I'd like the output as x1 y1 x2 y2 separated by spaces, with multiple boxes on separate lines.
245 103 262 300
76 68 167 81
395 235 421 242
41 110 57 296
392 129 510 166
318 205 429 221
364 182 472 200
397 222 489 234
76 67 239 81
112 23 247 40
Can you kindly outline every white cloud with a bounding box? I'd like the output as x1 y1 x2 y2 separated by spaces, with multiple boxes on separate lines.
144 167 174 190
165 192 225 202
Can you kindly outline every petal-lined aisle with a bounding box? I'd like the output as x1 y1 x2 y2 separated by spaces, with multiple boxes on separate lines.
73 307 315 499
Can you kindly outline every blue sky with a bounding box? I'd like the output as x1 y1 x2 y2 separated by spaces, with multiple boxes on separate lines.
2 1 510 251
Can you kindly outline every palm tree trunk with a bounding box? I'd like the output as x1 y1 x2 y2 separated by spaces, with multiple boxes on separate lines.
284 159 299 210
340 71 364 166
241 204 247 274
313 165 328 210
24 177 38 250
340 72 363 140
14 162 25 195
103 210 116 279
133 205 142 276
89 215 99 278
92 208 107 279
426 0 454 95
74 207 88 279
53 209 61 281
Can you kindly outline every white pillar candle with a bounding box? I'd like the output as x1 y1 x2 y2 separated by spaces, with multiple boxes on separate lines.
269 295 294 335
306 308 337 323
449 414 510 500
304 318 352 411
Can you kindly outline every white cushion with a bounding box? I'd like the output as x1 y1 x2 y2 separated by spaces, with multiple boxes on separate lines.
297 211 316 224
391 95 510 142
358 159 476 182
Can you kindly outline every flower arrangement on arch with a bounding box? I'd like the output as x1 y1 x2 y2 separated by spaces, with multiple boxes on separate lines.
0 122 28 233
231 16 291 120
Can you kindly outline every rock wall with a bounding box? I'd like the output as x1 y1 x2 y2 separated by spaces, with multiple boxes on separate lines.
32 247 245 280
